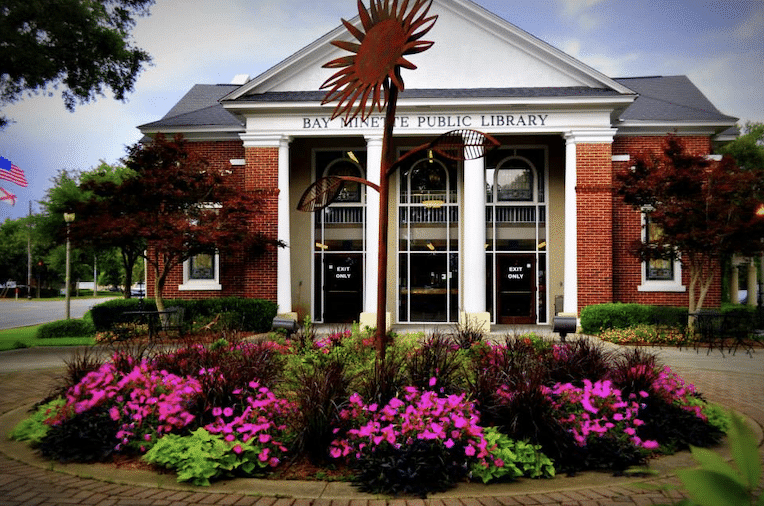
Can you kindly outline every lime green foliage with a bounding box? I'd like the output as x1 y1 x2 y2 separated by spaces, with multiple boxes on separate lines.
470 427 555 483
684 398 731 435
142 428 271 486
674 411 763 506
9 398 65 445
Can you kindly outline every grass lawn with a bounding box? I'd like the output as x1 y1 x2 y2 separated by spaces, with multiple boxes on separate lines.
0 325 95 352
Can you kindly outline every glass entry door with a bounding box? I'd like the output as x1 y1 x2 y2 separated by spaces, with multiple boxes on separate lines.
496 254 536 324
318 253 363 323
398 153 459 323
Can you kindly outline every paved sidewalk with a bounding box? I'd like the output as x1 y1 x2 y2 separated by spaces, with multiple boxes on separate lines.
0 344 762 506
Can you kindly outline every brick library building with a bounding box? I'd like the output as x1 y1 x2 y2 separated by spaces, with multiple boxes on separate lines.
138 0 737 329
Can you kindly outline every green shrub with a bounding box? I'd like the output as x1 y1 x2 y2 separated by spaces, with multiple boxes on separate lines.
184 297 277 332
90 297 277 333
90 298 154 331
36 318 95 339
580 303 687 334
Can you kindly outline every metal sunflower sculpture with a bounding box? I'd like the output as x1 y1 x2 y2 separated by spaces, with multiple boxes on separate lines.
305 1 498 357
321 0 437 122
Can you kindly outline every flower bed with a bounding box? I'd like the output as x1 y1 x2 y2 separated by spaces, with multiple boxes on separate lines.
10 329 728 497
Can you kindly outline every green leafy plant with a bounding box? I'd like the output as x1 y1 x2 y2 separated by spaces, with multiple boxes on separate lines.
673 410 762 506
9 398 66 445
470 427 555 483
142 428 274 486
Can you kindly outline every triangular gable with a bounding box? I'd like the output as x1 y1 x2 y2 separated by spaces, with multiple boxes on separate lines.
225 0 634 102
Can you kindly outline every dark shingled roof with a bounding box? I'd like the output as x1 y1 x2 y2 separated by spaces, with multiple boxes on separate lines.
139 77 737 131
613 76 737 123
139 84 243 130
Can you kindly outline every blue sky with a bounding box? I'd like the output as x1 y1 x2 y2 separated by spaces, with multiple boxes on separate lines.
1 0 762 220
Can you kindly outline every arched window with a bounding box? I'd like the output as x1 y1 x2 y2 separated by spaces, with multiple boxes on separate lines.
495 156 535 202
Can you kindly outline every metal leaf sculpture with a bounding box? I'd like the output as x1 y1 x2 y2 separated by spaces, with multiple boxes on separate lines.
320 0 437 122
296 176 345 212
430 129 502 161
296 175 381 212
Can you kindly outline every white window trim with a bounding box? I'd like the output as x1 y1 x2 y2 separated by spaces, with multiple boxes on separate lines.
637 211 685 293
179 252 222 291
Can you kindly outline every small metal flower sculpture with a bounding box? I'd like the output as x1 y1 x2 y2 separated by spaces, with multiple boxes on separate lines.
321 0 437 121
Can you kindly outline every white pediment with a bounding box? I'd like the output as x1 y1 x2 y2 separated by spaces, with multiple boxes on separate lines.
227 0 633 101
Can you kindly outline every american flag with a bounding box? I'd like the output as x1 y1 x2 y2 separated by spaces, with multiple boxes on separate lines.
0 156 27 187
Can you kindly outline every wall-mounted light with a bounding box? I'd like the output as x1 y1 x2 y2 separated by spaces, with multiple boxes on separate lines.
426 242 435 251
315 242 329 250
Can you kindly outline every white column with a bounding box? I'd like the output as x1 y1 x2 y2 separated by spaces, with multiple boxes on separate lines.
277 136 293 315
462 156 487 315
363 136 383 317
563 134 578 315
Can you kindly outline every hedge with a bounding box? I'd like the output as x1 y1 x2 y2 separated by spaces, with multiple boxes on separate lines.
36 318 96 339
580 303 688 334
90 297 277 333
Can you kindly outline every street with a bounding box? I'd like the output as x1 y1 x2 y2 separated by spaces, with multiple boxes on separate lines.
0 297 114 330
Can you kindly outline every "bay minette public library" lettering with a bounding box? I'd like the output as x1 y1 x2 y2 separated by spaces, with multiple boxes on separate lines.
302 114 549 130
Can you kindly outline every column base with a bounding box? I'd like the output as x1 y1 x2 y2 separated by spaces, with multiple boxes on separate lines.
459 312 491 333
359 312 392 331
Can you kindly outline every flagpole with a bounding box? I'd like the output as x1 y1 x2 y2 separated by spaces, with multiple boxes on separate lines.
27 201 32 299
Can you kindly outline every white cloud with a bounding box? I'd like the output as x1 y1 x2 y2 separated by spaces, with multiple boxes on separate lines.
560 39 641 77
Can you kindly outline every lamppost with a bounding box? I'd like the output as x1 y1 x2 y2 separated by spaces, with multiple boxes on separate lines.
64 212 75 320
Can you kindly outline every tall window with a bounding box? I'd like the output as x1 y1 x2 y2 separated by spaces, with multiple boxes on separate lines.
485 148 548 324
644 216 674 281
639 211 684 292
313 150 366 323
398 152 459 323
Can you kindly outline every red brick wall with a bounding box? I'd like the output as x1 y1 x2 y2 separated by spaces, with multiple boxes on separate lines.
610 135 721 308
576 143 614 312
145 140 280 302
242 147 279 301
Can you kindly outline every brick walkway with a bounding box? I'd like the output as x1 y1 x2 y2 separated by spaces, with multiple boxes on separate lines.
1 349 762 506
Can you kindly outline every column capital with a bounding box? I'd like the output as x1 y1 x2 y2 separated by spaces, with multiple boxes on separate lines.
364 134 384 146
564 129 618 144
240 134 293 148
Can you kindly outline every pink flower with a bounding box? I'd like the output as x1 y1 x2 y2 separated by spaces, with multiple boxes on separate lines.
233 444 243 454
642 440 660 450
429 377 437 387
465 445 476 457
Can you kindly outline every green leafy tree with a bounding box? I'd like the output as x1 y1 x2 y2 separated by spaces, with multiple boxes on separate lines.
0 0 154 127
0 217 29 287
719 122 764 173
77 134 282 311
616 135 764 315
67 163 144 297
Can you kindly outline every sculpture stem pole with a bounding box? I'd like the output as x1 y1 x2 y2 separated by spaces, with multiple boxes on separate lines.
376 83 399 362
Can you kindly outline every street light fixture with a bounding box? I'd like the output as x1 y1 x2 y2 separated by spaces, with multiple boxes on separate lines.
64 212 75 320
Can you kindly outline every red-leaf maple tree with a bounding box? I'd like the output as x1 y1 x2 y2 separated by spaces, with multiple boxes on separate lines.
616 135 764 315
75 134 281 311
